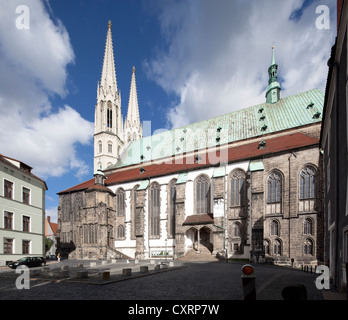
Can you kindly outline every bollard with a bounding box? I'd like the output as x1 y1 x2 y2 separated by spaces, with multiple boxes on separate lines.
241 264 256 300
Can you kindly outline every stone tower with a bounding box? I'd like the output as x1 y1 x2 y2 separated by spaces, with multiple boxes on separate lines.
94 21 124 173
265 47 281 104
124 66 143 146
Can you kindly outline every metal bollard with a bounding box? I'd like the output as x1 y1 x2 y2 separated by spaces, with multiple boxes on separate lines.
241 264 256 300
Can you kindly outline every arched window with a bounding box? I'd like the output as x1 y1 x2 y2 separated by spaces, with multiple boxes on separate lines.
168 179 176 239
107 104 113 128
273 239 281 255
299 165 317 212
267 171 282 203
267 171 282 214
304 238 314 255
196 175 210 214
117 225 125 239
300 166 316 200
98 141 102 154
304 218 313 235
270 220 279 236
117 189 125 216
230 170 245 207
149 183 160 238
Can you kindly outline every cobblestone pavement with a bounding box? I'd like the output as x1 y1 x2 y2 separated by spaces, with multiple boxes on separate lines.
0 259 335 301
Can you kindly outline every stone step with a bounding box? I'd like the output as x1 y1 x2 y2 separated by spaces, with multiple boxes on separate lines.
178 247 218 262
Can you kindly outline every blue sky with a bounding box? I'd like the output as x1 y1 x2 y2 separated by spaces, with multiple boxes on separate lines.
0 0 336 222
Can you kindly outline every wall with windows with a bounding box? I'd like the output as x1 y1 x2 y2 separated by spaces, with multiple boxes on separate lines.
0 159 46 265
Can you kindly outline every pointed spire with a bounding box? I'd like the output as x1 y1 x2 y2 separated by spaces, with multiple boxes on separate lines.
126 66 140 123
266 46 281 104
100 20 118 97
124 66 142 144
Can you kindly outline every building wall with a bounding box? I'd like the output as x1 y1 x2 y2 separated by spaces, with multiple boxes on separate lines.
320 0 348 292
58 137 323 266
0 161 46 265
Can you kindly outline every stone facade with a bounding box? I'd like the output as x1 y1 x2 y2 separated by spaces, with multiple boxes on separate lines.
58 125 324 266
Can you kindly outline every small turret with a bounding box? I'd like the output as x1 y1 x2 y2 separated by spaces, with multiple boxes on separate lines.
266 46 281 104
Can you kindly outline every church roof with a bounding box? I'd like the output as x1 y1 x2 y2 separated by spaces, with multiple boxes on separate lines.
109 88 324 169
58 131 319 195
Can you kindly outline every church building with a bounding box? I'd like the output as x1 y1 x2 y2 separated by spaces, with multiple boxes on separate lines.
57 22 324 267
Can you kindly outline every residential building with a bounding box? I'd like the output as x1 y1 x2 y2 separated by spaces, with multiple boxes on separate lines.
0 153 47 266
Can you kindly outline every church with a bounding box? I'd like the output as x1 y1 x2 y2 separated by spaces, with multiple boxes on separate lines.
57 21 324 267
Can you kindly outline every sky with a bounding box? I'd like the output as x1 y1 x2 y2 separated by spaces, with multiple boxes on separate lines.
0 0 336 223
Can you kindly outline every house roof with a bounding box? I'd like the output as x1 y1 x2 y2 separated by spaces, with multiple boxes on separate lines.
110 88 324 170
0 153 48 190
58 132 319 195
183 214 214 226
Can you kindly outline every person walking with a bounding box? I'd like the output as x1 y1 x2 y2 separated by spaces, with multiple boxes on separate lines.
57 253 61 262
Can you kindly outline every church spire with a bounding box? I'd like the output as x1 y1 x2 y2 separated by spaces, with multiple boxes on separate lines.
99 20 118 97
266 46 281 104
94 21 124 174
124 66 142 145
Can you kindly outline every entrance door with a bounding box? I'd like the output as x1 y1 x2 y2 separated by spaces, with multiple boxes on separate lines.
200 227 213 252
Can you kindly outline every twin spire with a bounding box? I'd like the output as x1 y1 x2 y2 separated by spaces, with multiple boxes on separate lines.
100 20 142 141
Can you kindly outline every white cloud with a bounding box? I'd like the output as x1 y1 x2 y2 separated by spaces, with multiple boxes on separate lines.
145 0 336 129
0 0 93 179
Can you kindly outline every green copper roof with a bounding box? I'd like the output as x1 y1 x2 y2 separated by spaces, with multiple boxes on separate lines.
111 88 324 169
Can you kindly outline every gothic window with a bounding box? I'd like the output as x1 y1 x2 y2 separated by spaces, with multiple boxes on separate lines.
196 175 210 214
149 182 160 238
107 106 113 128
230 170 245 207
300 166 316 200
270 220 279 236
267 171 282 203
273 239 281 255
267 171 282 215
303 218 313 235
304 238 314 255
168 179 177 239
83 224 97 244
117 225 125 239
299 165 317 212
117 189 125 216
98 141 102 153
